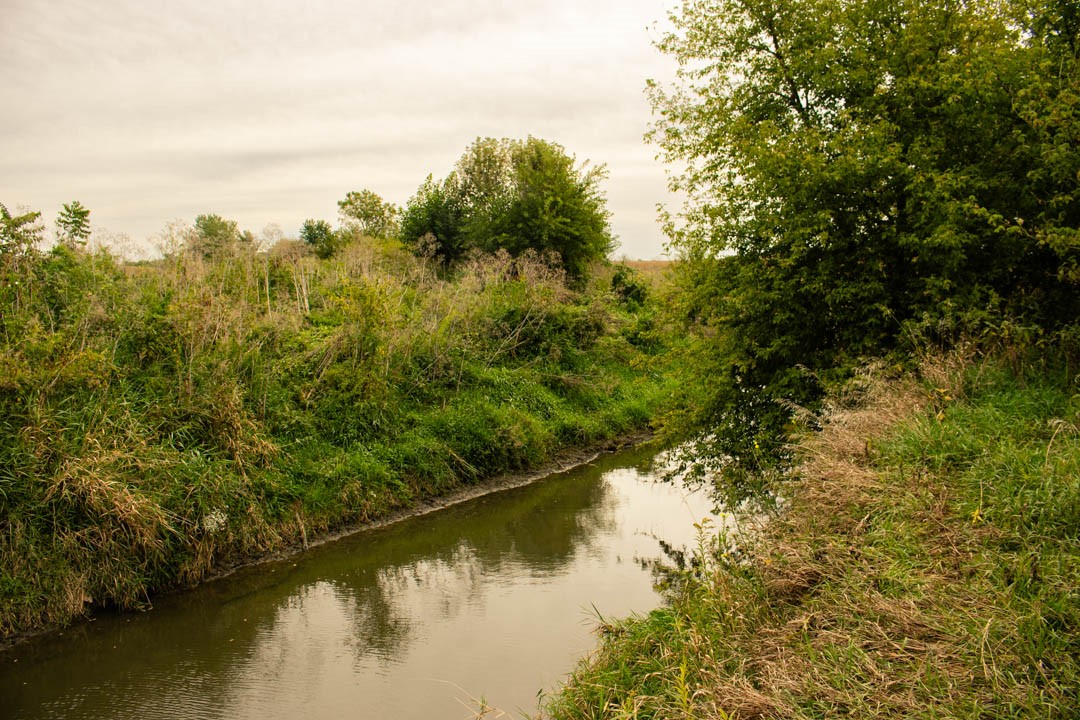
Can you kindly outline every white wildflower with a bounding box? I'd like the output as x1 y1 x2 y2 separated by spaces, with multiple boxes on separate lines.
201 508 227 534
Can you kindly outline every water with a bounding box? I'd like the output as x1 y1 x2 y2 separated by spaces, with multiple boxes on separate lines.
1 444 720 719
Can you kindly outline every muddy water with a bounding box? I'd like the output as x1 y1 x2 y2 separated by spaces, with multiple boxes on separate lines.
1 444 719 719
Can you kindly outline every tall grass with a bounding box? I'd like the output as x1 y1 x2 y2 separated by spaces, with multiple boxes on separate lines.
0 238 672 639
542 350 1080 719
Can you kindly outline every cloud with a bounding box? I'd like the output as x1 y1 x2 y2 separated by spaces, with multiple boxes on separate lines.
0 0 677 258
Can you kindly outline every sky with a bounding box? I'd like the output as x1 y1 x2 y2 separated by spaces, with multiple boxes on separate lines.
1 0 681 259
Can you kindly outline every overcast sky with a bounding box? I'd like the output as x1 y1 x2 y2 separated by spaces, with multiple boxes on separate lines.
1 0 681 259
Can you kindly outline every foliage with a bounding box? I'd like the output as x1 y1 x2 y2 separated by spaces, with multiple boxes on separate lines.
55 201 91 248
499 138 616 280
188 213 253 258
544 353 1080 719
338 189 400 240
399 136 616 278
399 174 469 265
650 0 1080 473
0 217 674 639
0 202 43 257
299 218 338 259
610 264 648 306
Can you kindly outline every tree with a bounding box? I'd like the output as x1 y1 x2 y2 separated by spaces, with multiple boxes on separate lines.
399 174 469 265
189 213 251 258
338 189 399 239
648 0 1080 483
56 201 91 248
399 136 616 277
499 137 615 280
1 202 44 258
1016 0 1080 283
300 218 338 259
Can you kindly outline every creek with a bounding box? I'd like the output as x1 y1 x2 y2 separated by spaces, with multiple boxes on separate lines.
1 443 720 719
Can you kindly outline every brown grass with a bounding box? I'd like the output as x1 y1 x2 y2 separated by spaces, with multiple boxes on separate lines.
690 358 1033 718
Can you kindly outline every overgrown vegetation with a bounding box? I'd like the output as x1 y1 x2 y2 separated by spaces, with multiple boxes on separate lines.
651 0 1080 480
538 0 1080 715
0 223 670 638
400 136 615 278
543 350 1080 718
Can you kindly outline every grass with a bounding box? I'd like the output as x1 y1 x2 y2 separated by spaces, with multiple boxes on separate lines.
0 239 674 640
541 351 1080 719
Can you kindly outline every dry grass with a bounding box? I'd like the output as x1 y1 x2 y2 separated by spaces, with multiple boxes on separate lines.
545 352 1080 719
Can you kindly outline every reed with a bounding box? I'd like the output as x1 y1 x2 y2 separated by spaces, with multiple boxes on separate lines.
0 237 673 640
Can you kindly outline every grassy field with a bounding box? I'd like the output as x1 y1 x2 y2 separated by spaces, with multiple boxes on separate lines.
0 239 673 640
542 351 1080 718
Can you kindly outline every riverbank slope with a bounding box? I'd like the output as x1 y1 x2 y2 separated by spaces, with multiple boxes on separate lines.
0 240 673 642
543 352 1080 718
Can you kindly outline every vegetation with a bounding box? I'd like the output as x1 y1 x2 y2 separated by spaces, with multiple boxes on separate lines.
400 136 616 279
338 189 400 240
543 351 1080 719
55 201 90 249
2 5 1078 715
541 0 1080 716
650 0 1080 483
299 218 339 259
0 215 669 639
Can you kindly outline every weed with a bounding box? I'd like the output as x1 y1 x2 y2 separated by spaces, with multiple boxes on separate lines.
0 240 675 639
542 351 1080 719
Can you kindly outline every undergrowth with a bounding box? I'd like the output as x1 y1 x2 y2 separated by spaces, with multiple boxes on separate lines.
0 240 674 639
542 350 1080 719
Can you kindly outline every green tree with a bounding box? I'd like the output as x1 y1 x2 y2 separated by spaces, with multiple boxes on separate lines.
1016 0 1080 283
399 174 469 265
400 137 616 277
189 213 251 258
453 137 514 243
649 0 1080 483
56 201 91 248
300 218 339 259
1 202 43 258
499 137 615 280
338 189 399 239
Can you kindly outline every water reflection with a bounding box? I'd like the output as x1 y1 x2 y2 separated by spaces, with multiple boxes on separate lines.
2 444 718 719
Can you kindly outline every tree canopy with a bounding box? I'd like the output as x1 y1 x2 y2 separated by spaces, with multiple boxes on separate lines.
648 0 1080 481
0 202 43 258
300 218 337 259
338 189 399 240
651 0 1080 440
188 213 253 258
399 136 616 278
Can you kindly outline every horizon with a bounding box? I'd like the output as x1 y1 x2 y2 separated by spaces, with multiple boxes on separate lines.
2 0 682 261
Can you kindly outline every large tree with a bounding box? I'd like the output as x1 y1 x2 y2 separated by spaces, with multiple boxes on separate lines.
651 0 1080 409
498 137 615 280
399 137 615 278
649 0 1080 484
188 213 252 258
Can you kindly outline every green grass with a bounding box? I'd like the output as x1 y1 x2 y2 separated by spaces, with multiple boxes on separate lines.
541 353 1080 719
0 241 674 640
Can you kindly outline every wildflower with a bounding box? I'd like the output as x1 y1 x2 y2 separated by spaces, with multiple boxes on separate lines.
201 508 227 534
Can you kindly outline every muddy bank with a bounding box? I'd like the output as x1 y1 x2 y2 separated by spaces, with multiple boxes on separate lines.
207 431 654 579
2 432 653 652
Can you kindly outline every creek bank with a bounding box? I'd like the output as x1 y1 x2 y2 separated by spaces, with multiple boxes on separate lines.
543 356 1080 719
199 431 653 582
1 431 653 653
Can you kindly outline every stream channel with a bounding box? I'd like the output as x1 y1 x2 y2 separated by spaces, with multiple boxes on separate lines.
1 443 721 719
